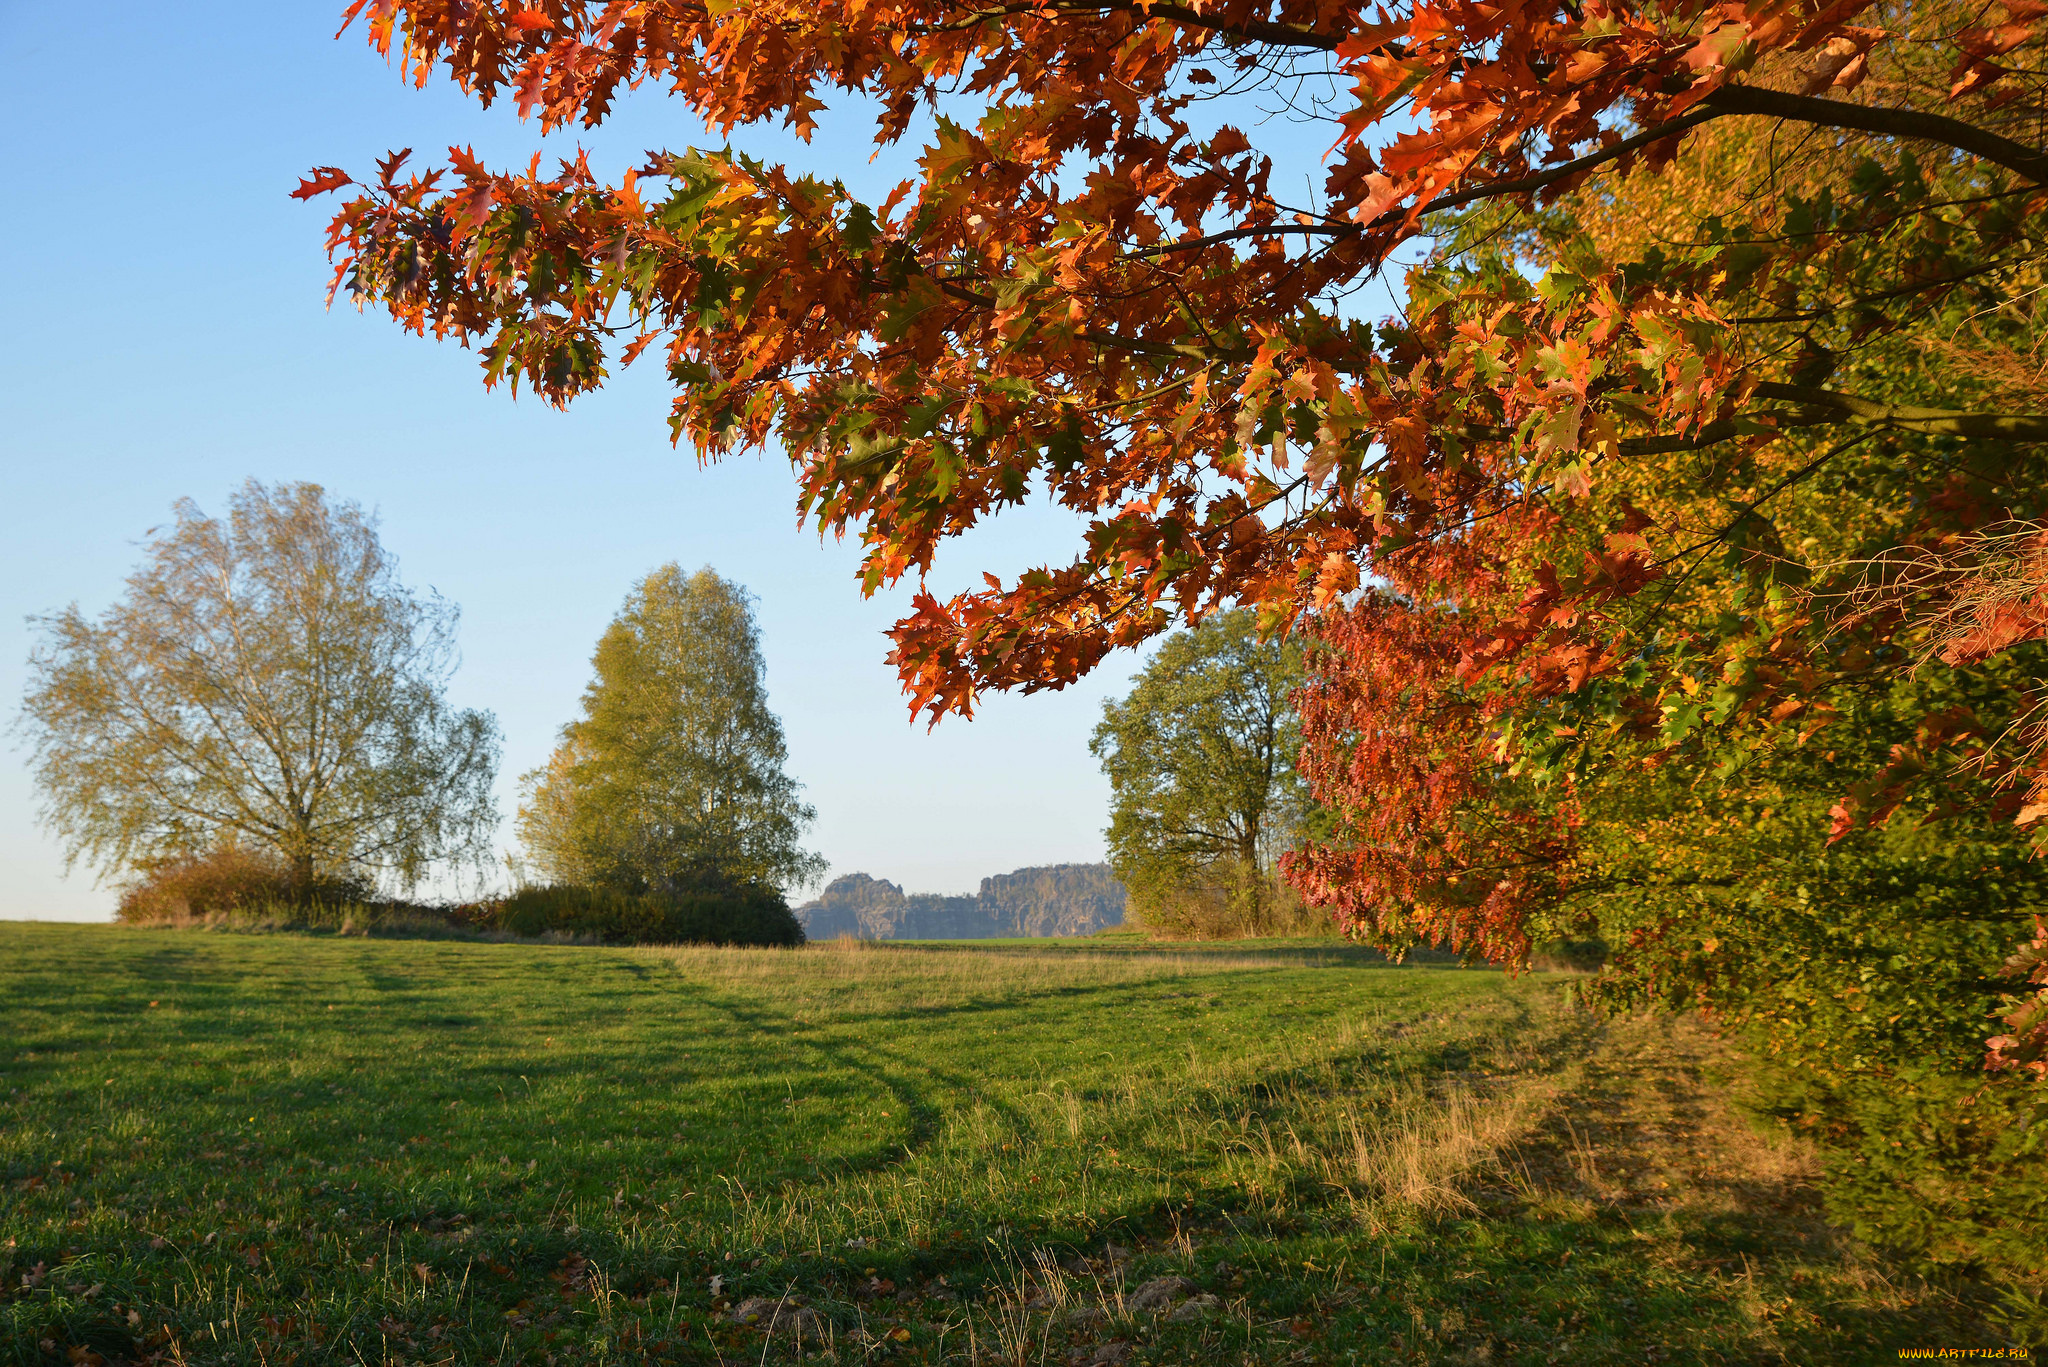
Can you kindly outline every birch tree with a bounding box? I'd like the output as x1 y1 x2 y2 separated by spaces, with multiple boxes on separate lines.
517 565 823 897
18 480 500 893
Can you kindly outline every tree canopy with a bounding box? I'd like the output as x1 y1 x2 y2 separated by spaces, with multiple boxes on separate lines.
306 0 2044 697
517 564 824 897
1092 609 1315 934
18 480 501 892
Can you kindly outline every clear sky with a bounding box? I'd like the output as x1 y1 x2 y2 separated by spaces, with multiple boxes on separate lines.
0 4 1151 918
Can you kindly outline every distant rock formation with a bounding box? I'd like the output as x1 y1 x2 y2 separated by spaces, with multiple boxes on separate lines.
793 873 925 940
978 863 1128 938
796 863 1125 940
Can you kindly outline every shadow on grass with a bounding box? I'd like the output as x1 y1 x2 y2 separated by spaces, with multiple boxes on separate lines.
1425 1015 2003 1363
839 938 1467 969
5 926 2002 1365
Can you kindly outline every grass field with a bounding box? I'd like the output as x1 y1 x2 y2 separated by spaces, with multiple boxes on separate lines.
0 924 2011 1365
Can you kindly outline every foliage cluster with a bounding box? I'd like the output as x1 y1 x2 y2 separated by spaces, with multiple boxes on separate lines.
1552 669 2048 1285
485 881 805 946
301 0 2048 839
1292 99 2048 1282
1122 872 1330 941
1093 610 1325 938
517 564 822 902
19 481 500 896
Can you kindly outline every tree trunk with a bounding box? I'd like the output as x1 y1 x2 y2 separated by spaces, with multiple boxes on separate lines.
289 848 316 902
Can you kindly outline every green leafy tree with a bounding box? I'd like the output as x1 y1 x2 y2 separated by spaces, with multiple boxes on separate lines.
18 480 501 894
518 564 824 897
1549 655 2048 1280
1091 610 1317 936
1283 104 2048 1275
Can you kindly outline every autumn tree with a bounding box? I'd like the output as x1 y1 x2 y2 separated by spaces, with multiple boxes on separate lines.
517 564 824 897
306 0 2048 771
1091 610 1317 936
19 480 501 894
307 2 2048 1066
1278 100 2048 1270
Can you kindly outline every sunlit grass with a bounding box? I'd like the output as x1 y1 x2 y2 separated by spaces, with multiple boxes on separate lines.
0 925 1998 1364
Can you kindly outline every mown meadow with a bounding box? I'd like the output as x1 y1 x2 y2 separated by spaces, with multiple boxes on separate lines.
0 925 2008 1365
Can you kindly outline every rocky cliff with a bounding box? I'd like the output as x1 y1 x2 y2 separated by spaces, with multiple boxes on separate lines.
977 863 1128 938
796 863 1125 940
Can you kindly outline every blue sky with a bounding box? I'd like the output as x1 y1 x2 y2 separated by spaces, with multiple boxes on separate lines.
0 4 1151 917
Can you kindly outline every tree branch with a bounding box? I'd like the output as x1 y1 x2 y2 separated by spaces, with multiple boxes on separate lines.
1079 327 1253 363
1127 108 1727 260
1125 0 1338 48
1752 383 2048 440
1700 85 2048 185
1730 255 2039 324
1128 86 2048 266
1454 417 1786 455
921 0 1339 49
1083 0 1338 47
1457 383 2048 456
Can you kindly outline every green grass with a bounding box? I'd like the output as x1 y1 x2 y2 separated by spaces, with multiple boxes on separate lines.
0 924 2014 1365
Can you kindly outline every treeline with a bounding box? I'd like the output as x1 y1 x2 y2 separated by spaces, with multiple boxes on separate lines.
21 482 814 949
113 844 801 947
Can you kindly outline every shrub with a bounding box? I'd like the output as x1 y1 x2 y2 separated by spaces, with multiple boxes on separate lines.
117 846 371 924
1576 752 2048 1297
1128 860 1335 940
1530 939 1608 973
1751 1061 2048 1313
488 883 804 947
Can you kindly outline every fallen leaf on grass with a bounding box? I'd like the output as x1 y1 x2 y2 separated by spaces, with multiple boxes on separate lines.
1126 1275 1194 1314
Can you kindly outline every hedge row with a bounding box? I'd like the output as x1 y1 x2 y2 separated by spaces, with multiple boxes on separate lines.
484 883 805 947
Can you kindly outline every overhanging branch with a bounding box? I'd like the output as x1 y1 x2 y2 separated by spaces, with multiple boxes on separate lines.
1128 107 1728 260
1456 385 2048 455
1753 383 2048 440
1128 85 2048 264
1700 85 2048 186
922 0 1340 48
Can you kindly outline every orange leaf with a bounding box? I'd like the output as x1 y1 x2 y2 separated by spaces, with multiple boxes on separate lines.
292 168 354 200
